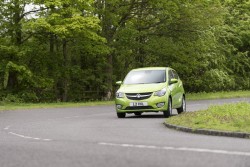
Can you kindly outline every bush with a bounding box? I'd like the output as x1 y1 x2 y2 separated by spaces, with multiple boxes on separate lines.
1 94 23 103
201 69 235 91
18 92 39 103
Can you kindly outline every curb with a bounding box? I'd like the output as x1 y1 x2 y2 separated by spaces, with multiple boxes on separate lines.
164 122 250 139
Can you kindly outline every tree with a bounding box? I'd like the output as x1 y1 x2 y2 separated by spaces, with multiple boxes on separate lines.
26 0 107 101
0 0 249 102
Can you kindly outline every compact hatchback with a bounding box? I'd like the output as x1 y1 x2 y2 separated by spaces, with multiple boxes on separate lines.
115 67 186 118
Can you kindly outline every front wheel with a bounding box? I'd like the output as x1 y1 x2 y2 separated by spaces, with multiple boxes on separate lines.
163 98 172 118
117 112 126 118
177 96 186 114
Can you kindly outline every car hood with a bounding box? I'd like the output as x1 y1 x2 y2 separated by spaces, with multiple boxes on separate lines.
118 83 166 93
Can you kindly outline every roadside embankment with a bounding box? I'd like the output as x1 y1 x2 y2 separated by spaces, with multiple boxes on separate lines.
165 102 250 138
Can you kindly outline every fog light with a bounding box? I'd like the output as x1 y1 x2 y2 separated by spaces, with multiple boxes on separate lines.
156 102 165 108
116 104 122 109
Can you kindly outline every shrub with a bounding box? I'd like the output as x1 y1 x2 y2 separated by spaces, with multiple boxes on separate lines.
201 69 235 91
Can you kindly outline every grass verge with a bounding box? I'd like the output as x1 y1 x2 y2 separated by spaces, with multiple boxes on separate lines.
167 102 250 133
0 90 249 111
186 90 250 101
0 101 114 111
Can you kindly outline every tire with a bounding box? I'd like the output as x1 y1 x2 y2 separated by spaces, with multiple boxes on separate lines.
177 96 186 114
134 112 142 116
163 98 172 118
117 112 126 118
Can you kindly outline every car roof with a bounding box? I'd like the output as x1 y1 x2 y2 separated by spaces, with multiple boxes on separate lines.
131 67 170 71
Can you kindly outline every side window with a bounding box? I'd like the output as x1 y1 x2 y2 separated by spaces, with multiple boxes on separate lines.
168 70 174 84
172 70 179 79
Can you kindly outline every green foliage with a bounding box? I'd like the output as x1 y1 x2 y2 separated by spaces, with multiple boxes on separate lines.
1 94 23 103
4 61 33 88
18 91 39 103
201 69 235 91
0 0 249 102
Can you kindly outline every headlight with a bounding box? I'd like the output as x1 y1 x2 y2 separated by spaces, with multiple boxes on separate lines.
154 88 166 97
116 92 124 98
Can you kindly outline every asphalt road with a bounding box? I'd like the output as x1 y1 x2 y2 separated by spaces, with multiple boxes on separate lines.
0 98 250 167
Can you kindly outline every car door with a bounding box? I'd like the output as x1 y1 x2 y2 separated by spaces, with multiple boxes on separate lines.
168 70 179 107
172 70 183 107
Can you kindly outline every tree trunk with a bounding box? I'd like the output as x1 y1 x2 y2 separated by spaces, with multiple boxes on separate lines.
106 53 113 100
62 39 69 102
50 33 54 53
7 0 23 90
96 0 137 99
13 0 22 45
101 0 115 99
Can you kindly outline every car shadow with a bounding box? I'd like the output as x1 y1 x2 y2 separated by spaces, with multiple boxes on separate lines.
125 113 178 119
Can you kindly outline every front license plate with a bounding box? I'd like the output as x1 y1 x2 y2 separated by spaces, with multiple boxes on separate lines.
129 102 148 107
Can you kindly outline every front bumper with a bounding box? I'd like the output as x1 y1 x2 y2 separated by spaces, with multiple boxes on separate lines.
115 94 168 113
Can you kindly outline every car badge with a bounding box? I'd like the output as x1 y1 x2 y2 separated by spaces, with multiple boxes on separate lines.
136 94 141 98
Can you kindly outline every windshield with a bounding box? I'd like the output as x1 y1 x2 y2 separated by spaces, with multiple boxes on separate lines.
123 70 166 84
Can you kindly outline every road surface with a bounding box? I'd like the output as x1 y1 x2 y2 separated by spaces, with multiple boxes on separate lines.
0 98 250 167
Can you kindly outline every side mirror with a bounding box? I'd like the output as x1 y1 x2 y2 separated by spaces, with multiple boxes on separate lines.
116 81 122 85
170 78 178 84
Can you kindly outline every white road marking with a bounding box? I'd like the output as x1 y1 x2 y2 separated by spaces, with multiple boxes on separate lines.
43 139 52 141
4 114 82 141
63 116 80 119
48 115 80 121
9 132 52 141
98 142 250 157
188 104 204 106
4 126 11 130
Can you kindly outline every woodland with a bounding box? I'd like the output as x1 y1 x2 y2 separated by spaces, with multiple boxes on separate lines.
0 0 249 102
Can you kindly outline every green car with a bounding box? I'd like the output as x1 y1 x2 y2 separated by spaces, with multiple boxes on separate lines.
115 67 186 118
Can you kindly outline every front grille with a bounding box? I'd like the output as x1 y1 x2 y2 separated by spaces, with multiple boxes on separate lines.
126 92 152 100
125 106 154 110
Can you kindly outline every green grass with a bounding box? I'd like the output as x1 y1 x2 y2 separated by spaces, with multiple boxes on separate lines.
167 102 250 133
186 90 250 101
0 101 114 111
0 90 249 111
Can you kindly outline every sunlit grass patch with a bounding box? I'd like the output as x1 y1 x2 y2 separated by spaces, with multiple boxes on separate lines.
167 102 250 133
187 90 250 101
0 101 114 111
